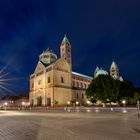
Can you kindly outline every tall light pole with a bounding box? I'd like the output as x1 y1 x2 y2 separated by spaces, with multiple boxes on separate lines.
4 102 8 110
122 100 127 113
137 101 140 119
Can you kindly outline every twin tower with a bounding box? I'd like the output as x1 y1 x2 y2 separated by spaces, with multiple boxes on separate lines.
94 61 123 81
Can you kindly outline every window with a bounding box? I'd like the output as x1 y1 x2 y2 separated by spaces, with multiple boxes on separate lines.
48 77 50 83
82 93 84 99
81 83 83 88
61 77 64 83
77 82 79 87
67 49 70 52
84 84 86 89
31 83 34 88
77 93 79 99
72 81 75 87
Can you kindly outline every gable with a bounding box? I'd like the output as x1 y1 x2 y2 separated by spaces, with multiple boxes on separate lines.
53 58 70 72
34 61 45 73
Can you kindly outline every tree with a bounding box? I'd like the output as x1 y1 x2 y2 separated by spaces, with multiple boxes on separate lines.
119 80 135 104
133 88 140 104
86 75 120 103
86 75 135 104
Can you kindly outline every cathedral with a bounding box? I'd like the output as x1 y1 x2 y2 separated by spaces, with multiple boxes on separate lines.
29 35 92 106
94 61 123 81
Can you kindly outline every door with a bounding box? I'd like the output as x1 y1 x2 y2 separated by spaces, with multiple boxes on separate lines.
47 98 51 106
37 96 42 106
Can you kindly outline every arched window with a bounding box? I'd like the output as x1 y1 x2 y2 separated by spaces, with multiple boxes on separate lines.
48 77 50 83
77 93 79 99
82 93 84 99
84 84 86 89
72 81 75 87
81 83 83 88
76 82 78 87
31 83 34 88
61 77 64 83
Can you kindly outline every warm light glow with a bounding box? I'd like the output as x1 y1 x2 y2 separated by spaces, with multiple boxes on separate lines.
76 101 79 105
4 102 8 106
87 100 90 104
67 101 70 105
22 102 25 105
122 100 126 104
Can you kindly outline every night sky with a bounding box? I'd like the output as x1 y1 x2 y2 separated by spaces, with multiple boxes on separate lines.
0 0 140 97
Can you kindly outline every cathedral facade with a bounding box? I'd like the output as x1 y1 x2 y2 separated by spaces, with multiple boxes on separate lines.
29 35 92 106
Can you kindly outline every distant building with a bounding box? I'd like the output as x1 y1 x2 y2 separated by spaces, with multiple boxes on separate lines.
0 93 29 108
94 61 123 81
29 35 92 106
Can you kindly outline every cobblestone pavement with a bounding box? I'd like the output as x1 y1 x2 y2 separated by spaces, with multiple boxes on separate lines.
0 110 140 140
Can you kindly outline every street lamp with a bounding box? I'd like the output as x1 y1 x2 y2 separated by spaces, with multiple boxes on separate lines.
122 100 126 106
76 101 79 106
4 102 8 106
122 100 127 113
67 101 70 106
137 101 140 119
22 102 25 106
22 102 26 110
4 102 8 110
87 100 90 105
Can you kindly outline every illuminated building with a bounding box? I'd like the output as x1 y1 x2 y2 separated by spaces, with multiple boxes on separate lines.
29 35 92 106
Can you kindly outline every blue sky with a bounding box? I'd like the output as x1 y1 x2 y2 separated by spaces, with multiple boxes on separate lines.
0 0 140 97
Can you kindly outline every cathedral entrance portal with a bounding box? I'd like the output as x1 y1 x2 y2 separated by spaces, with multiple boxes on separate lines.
37 96 42 106
47 98 51 106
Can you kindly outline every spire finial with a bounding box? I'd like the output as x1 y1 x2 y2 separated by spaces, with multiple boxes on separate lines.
62 34 70 45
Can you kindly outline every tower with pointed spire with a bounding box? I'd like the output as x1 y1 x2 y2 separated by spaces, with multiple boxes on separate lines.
60 35 72 70
110 61 119 79
30 34 93 107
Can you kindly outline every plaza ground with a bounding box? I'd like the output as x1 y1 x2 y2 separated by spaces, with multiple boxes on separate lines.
0 109 140 140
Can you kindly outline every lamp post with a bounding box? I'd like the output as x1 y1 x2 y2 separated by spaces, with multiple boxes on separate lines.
22 102 25 110
137 101 140 119
76 101 79 106
87 100 90 106
67 101 70 107
122 100 127 113
122 100 126 107
4 102 8 110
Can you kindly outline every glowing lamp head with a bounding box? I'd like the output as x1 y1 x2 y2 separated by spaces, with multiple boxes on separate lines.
87 100 90 104
4 102 8 106
67 101 70 105
22 102 25 105
76 101 79 105
122 100 126 104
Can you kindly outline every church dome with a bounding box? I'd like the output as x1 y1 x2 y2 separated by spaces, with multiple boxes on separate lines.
95 68 108 78
39 48 57 65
